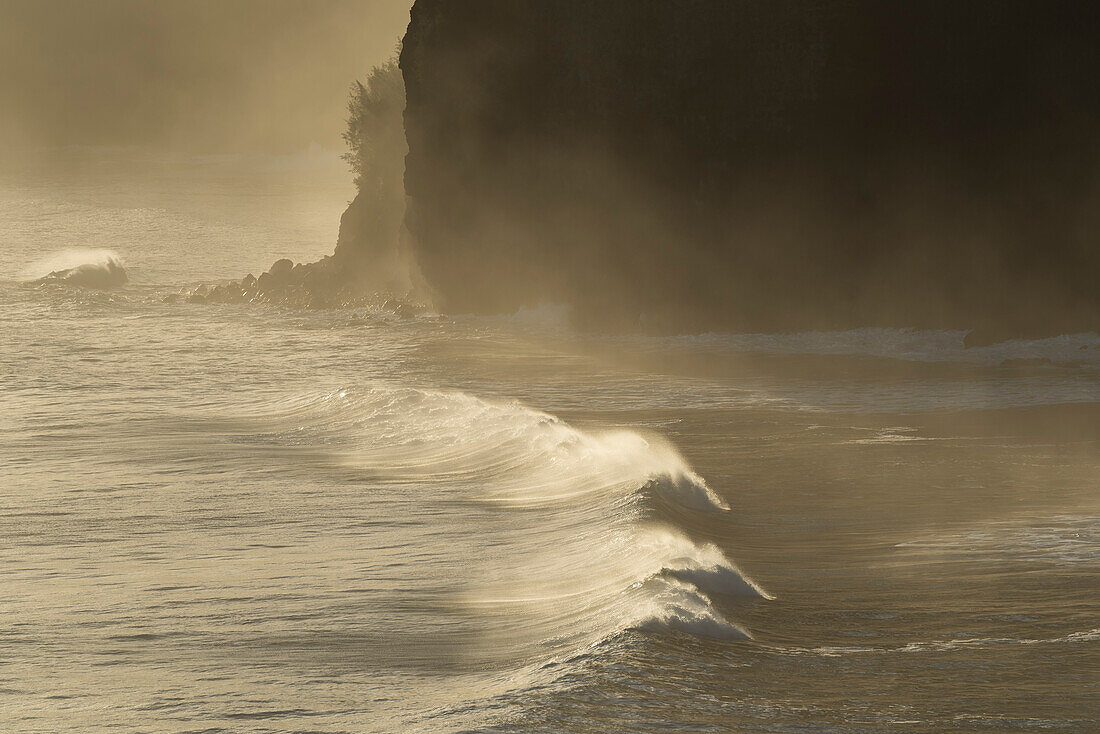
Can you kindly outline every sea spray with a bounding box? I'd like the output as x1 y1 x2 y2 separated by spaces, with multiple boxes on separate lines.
246 384 770 648
26 248 128 288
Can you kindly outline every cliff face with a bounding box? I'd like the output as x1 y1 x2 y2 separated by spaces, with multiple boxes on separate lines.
400 1 1100 335
198 56 424 310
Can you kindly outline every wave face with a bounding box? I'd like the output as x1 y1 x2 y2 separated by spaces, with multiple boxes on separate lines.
258 385 769 651
28 248 128 288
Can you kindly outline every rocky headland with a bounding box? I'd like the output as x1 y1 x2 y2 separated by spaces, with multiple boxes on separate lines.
400 0 1100 338
196 2 1097 343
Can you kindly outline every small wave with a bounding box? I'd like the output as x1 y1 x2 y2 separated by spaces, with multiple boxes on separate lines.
642 472 730 512
26 249 128 289
633 577 751 639
896 515 1100 567
895 629 1100 652
630 327 1100 368
663 561 773 599
772 628 1100 658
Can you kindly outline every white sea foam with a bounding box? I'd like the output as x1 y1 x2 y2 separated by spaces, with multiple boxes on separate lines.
772 628 1100 658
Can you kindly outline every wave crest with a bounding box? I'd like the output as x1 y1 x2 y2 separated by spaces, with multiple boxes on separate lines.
247 384 770 647
27 249 128 289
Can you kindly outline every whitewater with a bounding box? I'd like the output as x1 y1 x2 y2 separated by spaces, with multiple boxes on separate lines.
1 150 1097 733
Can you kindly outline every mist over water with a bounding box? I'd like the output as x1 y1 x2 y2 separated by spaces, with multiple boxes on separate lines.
1 149 1096 732
0 0 413 153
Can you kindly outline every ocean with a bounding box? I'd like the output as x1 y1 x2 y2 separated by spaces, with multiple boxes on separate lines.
2 149 1097 733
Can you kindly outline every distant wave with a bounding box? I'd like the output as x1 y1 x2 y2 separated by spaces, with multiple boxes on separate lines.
773 628 1100 658
634 327 1100 368
249 385 770 648
896 514 1100 567
26 249 128 289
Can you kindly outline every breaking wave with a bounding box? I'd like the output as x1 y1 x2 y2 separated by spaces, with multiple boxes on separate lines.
247 384 770 651
26 248 128 289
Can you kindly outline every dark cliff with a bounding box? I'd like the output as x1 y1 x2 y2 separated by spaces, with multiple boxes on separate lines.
197 55 424 310
400 0 1100 336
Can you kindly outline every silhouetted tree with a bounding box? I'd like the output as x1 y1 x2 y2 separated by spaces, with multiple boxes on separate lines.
342 53 405 194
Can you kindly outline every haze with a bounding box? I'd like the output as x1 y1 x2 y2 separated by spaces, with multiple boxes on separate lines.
0 0 411 154
1 3 1096 731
